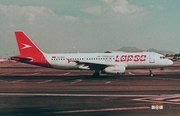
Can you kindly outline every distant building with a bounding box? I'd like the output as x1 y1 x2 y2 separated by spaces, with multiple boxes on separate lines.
169 54 180 62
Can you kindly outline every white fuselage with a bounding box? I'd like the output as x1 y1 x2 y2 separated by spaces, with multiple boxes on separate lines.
43 52 172 70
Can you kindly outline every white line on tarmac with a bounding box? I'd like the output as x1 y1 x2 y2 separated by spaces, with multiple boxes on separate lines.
0 93 157 97
63 72 71 75
57 72 71 76
133 98 180 105
10 80 23 83
132 94 180 105
55 106 150 113
106 81 111 84
71 79 83 84
167 98 180 102
37 80 52 84
128 72 136 75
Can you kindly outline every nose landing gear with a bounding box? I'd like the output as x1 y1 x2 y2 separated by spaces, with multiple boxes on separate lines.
149 68 153 76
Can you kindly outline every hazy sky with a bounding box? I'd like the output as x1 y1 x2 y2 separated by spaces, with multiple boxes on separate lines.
0 0 180 57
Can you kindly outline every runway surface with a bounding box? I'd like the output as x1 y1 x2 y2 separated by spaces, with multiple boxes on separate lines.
0 61 180 116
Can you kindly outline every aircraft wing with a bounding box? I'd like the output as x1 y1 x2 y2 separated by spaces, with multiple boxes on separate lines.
73 60 127 70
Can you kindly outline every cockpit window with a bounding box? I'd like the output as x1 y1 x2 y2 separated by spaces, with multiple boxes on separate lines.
160 56 166 59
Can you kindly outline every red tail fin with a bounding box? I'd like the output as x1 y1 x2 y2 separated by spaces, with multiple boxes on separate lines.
15 31 43 58
14 31 50 67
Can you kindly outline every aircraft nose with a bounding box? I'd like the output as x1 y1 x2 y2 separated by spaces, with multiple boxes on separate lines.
167 60 173 66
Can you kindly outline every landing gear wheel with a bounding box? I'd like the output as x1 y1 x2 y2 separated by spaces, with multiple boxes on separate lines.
149 69 154 77
92 72 100 77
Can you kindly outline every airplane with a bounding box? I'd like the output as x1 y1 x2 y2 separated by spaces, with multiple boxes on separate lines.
10 31 173 77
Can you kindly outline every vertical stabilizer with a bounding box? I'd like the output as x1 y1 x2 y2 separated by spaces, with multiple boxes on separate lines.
15 31 43 58
13 31 50 67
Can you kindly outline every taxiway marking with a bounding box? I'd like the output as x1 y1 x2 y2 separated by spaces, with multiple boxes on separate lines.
71 79 83 84
37 80 52 84
56 106 150 114
57 72 71 76
63 72 71 75
132 94 180 105
10 80 24 83
128 72 136 75
106 81 111 84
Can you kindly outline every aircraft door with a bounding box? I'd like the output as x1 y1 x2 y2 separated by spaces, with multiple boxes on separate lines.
149 54 155 63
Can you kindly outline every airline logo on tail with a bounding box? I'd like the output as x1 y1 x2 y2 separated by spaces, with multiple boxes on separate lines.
21 43 32 49
12 31 51 67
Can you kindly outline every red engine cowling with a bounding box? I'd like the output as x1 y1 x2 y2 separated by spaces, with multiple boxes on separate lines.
104 66 125 74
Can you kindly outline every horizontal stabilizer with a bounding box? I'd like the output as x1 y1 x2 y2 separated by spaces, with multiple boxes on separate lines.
10 56 32 63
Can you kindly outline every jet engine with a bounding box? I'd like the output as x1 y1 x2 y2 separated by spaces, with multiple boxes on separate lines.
104 66 126 74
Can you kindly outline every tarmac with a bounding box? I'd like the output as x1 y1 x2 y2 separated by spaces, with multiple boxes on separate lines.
0 61 180 116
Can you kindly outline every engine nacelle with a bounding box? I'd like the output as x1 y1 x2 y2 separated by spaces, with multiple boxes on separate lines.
104 66 125 74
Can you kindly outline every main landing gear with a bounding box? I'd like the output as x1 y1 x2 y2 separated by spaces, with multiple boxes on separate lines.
92 71 100 77
149 68 153 77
